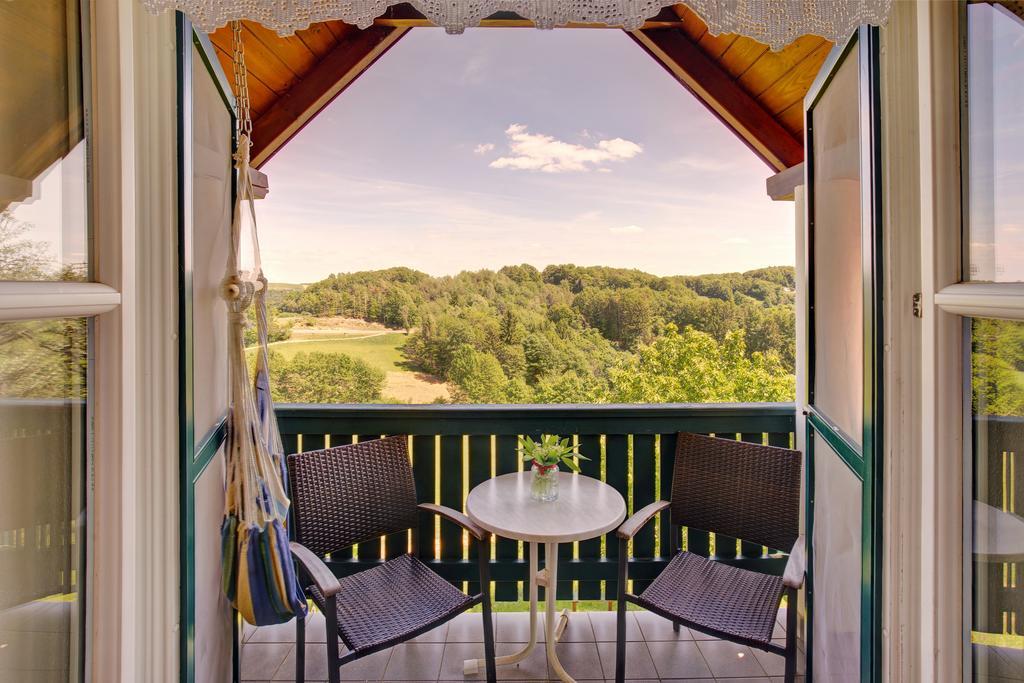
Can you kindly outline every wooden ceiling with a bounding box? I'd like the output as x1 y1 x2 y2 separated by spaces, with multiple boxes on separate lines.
209 3 832 170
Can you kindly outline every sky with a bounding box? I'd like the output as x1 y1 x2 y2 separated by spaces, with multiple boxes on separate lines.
257 28 795 283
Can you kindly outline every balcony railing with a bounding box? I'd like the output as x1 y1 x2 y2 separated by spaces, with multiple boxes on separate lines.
276 402 797 602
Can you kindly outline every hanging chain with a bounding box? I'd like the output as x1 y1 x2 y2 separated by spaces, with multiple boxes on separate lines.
230 20 253 139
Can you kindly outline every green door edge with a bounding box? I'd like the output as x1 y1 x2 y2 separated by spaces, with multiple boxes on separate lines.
177 13 237 683
802 25 885 683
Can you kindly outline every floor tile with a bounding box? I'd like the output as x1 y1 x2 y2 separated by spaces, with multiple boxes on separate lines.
686 627 718 641
446 612 494 643
241 643 292 681
712 678 770 682
774 608 787 639
470 641 550 680
249 620 300 644
973 644 1024 679
410 621 449 643
646 641 713 679
304 612 327 644
694 640 765 679
275 643 391 681
552 612 595 642
634 611 693 641
551 642 605 680
383 643 445 681
589 611 642 642
751 640 786 677
497 612 544 643
438 642 492 681
596 641 658 680
438 641 549 680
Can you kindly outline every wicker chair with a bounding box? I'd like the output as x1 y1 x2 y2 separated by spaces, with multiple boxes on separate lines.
613 432 805 682
286 435 497 683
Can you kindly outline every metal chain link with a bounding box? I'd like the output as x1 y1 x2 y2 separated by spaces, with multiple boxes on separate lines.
230 20 253 138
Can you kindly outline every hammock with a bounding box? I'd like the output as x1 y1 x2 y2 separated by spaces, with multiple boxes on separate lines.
219 131 307 626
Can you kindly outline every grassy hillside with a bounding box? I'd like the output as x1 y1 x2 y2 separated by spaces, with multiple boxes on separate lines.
268 333 407 373
270 264 797 404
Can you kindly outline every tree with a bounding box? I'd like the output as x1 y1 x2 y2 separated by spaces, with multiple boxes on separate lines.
243 307 293 347
0 211 51 279
447 344 509 403
607 324 794 404
269 351 385 403
972 319 1024 416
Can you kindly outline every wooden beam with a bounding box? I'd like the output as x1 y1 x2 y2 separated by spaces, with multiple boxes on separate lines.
372 4 685 28
628 28 804 171
250 26 409 167
766 162 804 201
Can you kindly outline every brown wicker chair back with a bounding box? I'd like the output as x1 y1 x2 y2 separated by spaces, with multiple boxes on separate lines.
669 432 801 553
287 435 419 556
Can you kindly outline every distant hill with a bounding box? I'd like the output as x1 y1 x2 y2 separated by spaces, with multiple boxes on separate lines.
273 264 796 404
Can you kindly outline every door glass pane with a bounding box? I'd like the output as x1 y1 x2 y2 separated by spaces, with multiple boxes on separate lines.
965 3 1024 283
0 319 88 683
812 434 862 682
970 318 1024 679
812 50 864 446
0 1 88 281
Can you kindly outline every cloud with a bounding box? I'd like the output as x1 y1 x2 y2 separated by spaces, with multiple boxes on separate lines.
488 124 642 173
610 225 644 234
474 143 495 155
667 155 740 173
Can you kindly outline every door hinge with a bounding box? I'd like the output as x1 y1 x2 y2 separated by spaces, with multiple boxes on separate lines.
912 292 923 318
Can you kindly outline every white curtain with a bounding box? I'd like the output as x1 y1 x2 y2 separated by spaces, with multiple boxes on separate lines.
141 0 892 49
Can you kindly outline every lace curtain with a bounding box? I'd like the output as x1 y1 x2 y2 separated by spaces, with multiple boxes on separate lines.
141 0 892 49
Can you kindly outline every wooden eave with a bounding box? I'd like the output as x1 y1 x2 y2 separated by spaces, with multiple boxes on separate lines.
209 3 831 170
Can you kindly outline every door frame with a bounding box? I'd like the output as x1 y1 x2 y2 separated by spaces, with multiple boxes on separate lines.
176 15 236 683
802 25 885 683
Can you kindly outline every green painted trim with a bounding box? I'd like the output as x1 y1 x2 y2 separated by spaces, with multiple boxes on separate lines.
275 402 797 437
277 403 795 599
178 15 238 683
191 415 228 483
192 31 235 114
803 25 885 683
860 25 885 683
176 15 195 683
807 410 865 480
322 556 788 583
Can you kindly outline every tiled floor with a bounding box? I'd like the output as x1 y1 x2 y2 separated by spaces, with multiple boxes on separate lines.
242 608 800 682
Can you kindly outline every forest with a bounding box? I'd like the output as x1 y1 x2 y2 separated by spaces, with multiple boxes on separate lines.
270 264 798 404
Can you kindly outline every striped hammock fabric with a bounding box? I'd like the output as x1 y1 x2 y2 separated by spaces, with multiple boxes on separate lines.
221 134 307 626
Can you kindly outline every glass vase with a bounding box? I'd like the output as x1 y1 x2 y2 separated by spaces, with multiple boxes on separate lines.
530 462 559 502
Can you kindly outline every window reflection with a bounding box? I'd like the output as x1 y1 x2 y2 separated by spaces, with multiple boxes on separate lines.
0 319 88 683
0 1 88 281
967 3 1024 283
971 319 1024 679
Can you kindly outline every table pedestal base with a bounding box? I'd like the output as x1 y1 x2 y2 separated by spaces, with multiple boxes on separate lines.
463 541 577 682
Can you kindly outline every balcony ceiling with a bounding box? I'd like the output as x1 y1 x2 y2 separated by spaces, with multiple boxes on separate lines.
208 3 832 170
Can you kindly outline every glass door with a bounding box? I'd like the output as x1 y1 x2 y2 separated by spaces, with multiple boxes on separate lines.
804 26 883 683
961 3 1024 679
0 2 93 682
178 17 237 683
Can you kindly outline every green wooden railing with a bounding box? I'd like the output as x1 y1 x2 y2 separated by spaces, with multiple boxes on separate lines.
276 402 796 602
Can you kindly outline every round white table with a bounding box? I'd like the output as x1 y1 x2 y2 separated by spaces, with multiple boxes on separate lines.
463 472 626 683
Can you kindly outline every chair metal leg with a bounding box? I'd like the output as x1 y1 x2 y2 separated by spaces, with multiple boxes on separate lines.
295 613 306 683
784 587 798 682
614 537 628 683
325 596 341 683
477 537 498 683
672 621 681 633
